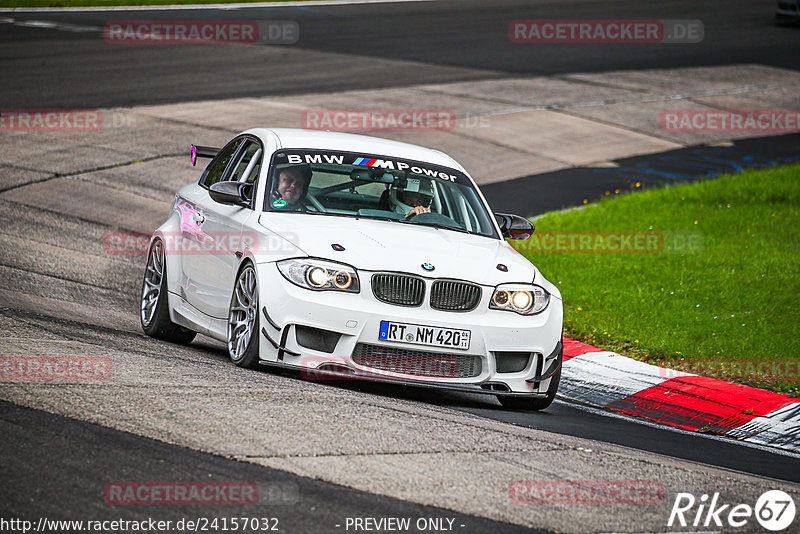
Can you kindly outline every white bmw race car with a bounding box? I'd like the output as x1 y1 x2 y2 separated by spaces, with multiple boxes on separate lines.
140 129 563 410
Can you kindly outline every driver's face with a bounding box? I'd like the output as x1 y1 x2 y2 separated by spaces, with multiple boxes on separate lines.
400 191 430 207
277 170 306 204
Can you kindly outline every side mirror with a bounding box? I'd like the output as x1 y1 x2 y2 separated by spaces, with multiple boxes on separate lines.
209 181 250 207
495 213 535 240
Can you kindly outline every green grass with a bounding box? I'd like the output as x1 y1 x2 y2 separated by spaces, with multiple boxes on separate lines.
1 0 315 7
512 164 800 396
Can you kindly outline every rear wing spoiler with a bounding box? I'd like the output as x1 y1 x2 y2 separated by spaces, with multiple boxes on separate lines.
190 144 220 166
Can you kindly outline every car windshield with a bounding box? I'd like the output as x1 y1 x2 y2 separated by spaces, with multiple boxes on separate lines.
264 149 499 238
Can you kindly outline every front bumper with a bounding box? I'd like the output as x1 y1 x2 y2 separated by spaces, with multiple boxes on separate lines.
256 263 563 395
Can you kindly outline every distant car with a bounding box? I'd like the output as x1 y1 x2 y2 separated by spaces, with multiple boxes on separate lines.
776 0 800 18
140 129 563 410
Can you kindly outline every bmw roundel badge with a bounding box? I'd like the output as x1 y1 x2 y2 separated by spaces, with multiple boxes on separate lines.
421 262 435 271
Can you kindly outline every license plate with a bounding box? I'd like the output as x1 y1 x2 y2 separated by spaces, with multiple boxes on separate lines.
378 320 470 350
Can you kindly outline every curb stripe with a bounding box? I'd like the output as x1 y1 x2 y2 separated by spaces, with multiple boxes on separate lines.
562 338 601 361
560 351 680 407
560 337 800 453
605 376 794 432
737 403 800 452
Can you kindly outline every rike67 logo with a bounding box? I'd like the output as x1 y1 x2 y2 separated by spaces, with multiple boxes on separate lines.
668 490 796 531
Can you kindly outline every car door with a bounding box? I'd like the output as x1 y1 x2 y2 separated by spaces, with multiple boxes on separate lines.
179 136 248 318
194 138 264 317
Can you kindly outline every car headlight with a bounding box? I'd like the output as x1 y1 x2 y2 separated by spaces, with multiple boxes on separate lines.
277 258 360 293
490 284 549 315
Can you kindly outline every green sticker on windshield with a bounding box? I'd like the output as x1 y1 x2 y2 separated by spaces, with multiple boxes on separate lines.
272 199 287 208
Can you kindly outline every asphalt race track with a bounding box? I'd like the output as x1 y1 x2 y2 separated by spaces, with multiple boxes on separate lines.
482 132 800 216
1 401 543 534
1 0 799 532
1 0 799 107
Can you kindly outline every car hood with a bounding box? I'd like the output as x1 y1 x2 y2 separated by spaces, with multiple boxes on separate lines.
258 213 538 287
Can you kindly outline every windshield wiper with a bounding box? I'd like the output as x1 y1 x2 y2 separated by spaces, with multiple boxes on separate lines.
358 215 404 223
405 220 471 234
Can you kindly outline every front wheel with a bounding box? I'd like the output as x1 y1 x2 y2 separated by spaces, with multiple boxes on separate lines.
140 239 196 344
227 264 260 369
498 364 561 411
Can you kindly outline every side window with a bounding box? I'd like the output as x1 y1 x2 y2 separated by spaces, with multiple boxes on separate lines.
200 138 244 188
229 140 262 184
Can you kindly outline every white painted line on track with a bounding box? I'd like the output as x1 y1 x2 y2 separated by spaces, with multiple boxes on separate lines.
0 0 434 13
0 17 101 32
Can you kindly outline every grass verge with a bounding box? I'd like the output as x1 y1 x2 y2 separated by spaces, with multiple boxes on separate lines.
512 163 800 396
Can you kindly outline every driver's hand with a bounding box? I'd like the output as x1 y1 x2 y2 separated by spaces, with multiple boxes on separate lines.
406 206 431 218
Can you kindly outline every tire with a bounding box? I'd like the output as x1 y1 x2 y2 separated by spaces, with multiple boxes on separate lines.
498 364 561 411
140 239 196 344
227 263 260 369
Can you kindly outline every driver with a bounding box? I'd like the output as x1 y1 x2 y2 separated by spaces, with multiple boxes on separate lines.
388 178 434 219
272 164 312 211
